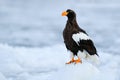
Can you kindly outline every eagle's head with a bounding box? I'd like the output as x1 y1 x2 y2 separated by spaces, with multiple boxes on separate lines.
62 9 76 19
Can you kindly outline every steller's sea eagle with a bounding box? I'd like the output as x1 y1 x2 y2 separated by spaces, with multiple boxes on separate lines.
62 9 99 64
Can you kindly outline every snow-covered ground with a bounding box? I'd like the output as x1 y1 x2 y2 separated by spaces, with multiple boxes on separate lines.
0 0 120 80
0 44 120 80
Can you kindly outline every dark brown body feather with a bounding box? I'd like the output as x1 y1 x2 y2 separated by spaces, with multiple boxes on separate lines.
63 10 98 56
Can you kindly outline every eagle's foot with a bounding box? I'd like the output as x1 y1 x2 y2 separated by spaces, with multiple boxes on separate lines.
66 58 74 64
66 61 74 64
66 57 82 64
74 58 82 64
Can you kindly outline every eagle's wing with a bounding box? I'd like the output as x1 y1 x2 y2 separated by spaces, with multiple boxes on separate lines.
72 32 98 56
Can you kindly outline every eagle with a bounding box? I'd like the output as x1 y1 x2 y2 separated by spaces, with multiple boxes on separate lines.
62 9 99 64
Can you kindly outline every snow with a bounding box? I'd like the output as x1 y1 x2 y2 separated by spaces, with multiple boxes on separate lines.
0 44 120 80
54 63 99 80
0 0 120 80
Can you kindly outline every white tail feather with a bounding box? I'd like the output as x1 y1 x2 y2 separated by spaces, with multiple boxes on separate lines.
78 50 100 65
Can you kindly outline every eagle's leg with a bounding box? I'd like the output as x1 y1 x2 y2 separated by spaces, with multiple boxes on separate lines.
66 57 75 64
74 56 82 64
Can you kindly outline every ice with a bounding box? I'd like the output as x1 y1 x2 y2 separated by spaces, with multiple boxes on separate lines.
0 44 120 80
54 63 99 80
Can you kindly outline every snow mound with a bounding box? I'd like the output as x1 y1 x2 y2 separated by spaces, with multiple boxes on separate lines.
54 62 99 80
0 44 120 80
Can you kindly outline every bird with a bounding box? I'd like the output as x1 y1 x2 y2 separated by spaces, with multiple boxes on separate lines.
62 9 99 64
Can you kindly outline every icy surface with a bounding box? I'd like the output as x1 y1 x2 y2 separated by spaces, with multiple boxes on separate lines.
0 44 120 80
0 0 120 80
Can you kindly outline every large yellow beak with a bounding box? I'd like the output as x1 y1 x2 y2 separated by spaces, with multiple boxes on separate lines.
62 11 68 16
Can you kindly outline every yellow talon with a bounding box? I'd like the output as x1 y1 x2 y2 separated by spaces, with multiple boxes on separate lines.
66 58 74 64
74 58 82 64
66 57 82 64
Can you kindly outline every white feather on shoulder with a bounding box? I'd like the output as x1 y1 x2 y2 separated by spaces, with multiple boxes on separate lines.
72 32 90 44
